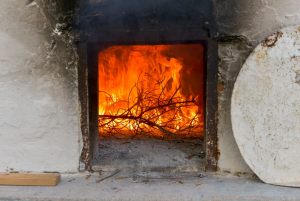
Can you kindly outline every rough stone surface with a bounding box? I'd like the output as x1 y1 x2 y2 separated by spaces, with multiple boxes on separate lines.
217 38 253 174
93 139 205 173
215 0 300 173
1 173 300 201
0 0 81 172
231 26 300 187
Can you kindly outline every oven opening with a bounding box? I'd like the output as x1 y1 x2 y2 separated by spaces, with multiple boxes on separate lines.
92 43 207 173
98 44 205 139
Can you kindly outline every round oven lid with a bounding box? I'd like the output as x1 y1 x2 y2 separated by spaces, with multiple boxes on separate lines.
231 26 300 187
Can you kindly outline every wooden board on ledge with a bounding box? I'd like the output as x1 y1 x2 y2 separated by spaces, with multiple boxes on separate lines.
0 173 60 186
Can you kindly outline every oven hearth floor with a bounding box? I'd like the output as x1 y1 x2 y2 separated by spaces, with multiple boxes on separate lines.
1 172 300 201
93 138 205 174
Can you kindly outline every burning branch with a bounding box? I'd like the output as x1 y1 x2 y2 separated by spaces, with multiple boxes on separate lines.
98 76 204 139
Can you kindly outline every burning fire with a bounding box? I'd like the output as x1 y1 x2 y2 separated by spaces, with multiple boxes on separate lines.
98 44 204 139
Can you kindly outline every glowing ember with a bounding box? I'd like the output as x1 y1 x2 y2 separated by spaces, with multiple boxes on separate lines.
98 44 205 139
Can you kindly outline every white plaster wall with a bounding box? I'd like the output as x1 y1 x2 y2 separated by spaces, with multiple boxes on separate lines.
215 0 300 173
0 1 81 172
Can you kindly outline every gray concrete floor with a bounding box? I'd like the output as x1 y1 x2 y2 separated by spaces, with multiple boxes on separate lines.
1 172 300 201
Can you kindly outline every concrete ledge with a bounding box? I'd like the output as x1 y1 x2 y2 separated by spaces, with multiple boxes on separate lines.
0 172 300 201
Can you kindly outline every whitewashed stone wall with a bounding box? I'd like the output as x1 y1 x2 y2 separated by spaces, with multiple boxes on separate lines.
1 0 300 174
0 0 81 172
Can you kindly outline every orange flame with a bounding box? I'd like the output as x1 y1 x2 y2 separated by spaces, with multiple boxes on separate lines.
98 44 204 139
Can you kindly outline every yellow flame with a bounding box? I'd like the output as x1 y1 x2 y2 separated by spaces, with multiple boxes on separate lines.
98 44 205 138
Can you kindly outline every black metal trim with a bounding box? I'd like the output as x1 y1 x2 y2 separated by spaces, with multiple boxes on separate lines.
204 40 218 171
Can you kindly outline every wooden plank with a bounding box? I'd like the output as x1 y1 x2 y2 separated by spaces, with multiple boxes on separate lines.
0 173 60 186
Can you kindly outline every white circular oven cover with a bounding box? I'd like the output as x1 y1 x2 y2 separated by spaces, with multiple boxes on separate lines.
231 26 300 187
